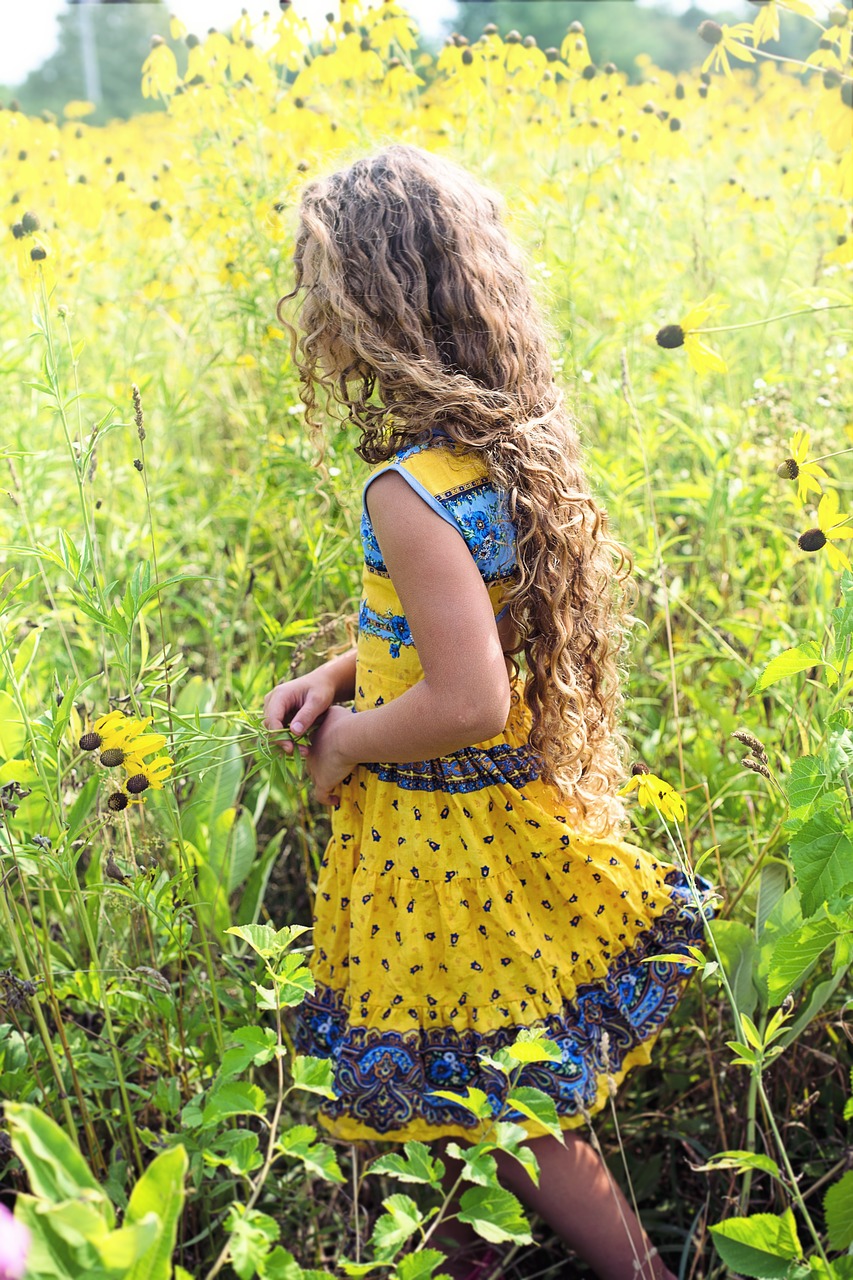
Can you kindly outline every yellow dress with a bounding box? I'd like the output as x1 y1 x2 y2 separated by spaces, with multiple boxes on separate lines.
293 438 715 1144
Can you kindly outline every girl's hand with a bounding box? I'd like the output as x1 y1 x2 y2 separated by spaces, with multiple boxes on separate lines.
304 705 355 807
263 669 336 757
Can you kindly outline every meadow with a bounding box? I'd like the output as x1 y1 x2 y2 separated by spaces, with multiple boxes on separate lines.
0 1 852 1276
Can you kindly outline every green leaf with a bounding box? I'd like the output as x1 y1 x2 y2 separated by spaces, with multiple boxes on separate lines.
13 1194 101 1278
0 690 27 759
220 1026 277 1080
709 1209 802 1278
789 810 853 917
503 1029 562 1064
5 1101 111 1220
444 1141 497 1187
766 916 840 1001
226 1205 280 1280
124 1145 189 1280
696 1150 781 1178
505 1086 563 1141
395 1249 453 1279
275 951 316 1006
290 1055 339 1100
370 1194 428 1261
785 757 829 817
708 920 758 1018
457 1185 533 1246
752 641 824 694
276 1125 345 1183
824 1169 853 1251
369 1140 445 1187
201 1082 266 1125
226 922 312 959
756 863 789 937
426 1087 492 1120
261 1245 338 1279
97 1215 161 1269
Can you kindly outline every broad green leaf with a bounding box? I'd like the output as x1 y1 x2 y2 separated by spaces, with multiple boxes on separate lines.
5 1102 111 1220
226 923 312 959
276 1125 345 1183
505 1086 563 1141
752 641 824 694
226 1205 280 1280
13 1194 101 1279
457 1185 533 1246
97 1215 161 1268
824 1169 853 1251
426 1087 492 1120
789 810 853 916
227 809 257 894
263 1245 337 1279
201 1082 265 1125
785 757 828 817
766 916 840 1000
370 1194 428 1261
778 967 851 1049
708 920 758 1018
709 1209 802 1278
0 689 26 759
504 1037 562 1064
124 1145 188 1280
275 952 316 1006
220 1025 277 1079
369 1140 445 1186
290 1055 339 1100
444 1141 497 1187
202 1132 262 1177
396 1249 454 1279
756 863 789 937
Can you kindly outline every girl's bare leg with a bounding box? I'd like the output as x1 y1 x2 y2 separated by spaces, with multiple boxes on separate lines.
430 1131 677 1280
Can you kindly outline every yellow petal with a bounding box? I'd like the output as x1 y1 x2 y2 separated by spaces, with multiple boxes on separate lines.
685 335 728 375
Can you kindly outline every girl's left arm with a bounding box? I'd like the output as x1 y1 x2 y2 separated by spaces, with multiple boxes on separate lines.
305 469 512 804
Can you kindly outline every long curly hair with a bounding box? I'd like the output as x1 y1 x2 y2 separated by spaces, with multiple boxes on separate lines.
275 143 640 838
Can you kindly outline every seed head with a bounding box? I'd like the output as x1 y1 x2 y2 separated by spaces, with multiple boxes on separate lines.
669 117 682 131
30 246 47 261
150 34 165 47
798 528 827 553
675 82 686 99
523 35 537 48
731 729 768 763
133 459 144 472
545 47 559 61
569 20 585 33
11 222 24 239
829 5 848 24
777 458 798 479
842 81 853 109
132 384 144 436
79 732 102 752
22 211 40 233
741 755 772 782
505 30 521 43
461 48 473 64
582 64 597 80
631 761 651 776
483 23 498 35
656 324 685 350
126 774 150 795
108 791 129 811
603 62 617 74
699 20 723 44
100 747 126 768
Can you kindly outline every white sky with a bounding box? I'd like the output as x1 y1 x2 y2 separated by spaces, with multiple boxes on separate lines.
1 0 757 89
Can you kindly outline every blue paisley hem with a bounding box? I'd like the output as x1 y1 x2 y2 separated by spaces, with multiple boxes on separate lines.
362 742 542 793
292 869 716 1136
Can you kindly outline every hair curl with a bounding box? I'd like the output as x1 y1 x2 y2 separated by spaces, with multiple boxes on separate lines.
276 143 640 838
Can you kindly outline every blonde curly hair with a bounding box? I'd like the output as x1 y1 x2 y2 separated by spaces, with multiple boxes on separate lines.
275 143 640 838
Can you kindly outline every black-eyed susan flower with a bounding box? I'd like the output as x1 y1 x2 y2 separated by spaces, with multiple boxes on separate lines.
797 486 853 572
698 20 757 79
123 756 174 793
617 768 687 822
656 295 728 375
777 429 829 503
94 712 166 759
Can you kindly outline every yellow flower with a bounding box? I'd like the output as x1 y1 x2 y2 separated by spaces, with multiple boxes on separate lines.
123 756 174 794
797 486 853 572
777 429 829 503
656 295 728 376
698 21 757 79
617 771 687 822
86 712 167 763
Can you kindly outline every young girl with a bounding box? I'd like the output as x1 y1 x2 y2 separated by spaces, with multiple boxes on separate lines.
264 143 715 1280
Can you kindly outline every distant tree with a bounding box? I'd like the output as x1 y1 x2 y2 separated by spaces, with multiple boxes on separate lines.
12 0 185 125
444 0 816 80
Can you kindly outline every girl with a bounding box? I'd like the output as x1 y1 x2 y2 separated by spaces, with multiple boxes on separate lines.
263 143 715 1280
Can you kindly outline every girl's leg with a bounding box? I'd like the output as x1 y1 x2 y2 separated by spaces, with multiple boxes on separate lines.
491 1131 677 1280
429 1131 676 1280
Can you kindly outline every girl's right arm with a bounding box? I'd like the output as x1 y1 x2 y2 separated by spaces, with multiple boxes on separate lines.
263 646 357 756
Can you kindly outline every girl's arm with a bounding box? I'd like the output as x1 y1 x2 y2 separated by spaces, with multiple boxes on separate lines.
305 471 511 800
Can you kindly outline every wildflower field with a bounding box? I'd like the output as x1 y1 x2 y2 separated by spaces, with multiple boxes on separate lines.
1 1 852 1276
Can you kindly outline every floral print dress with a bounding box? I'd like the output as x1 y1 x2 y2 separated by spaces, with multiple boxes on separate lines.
292 439 715 1143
